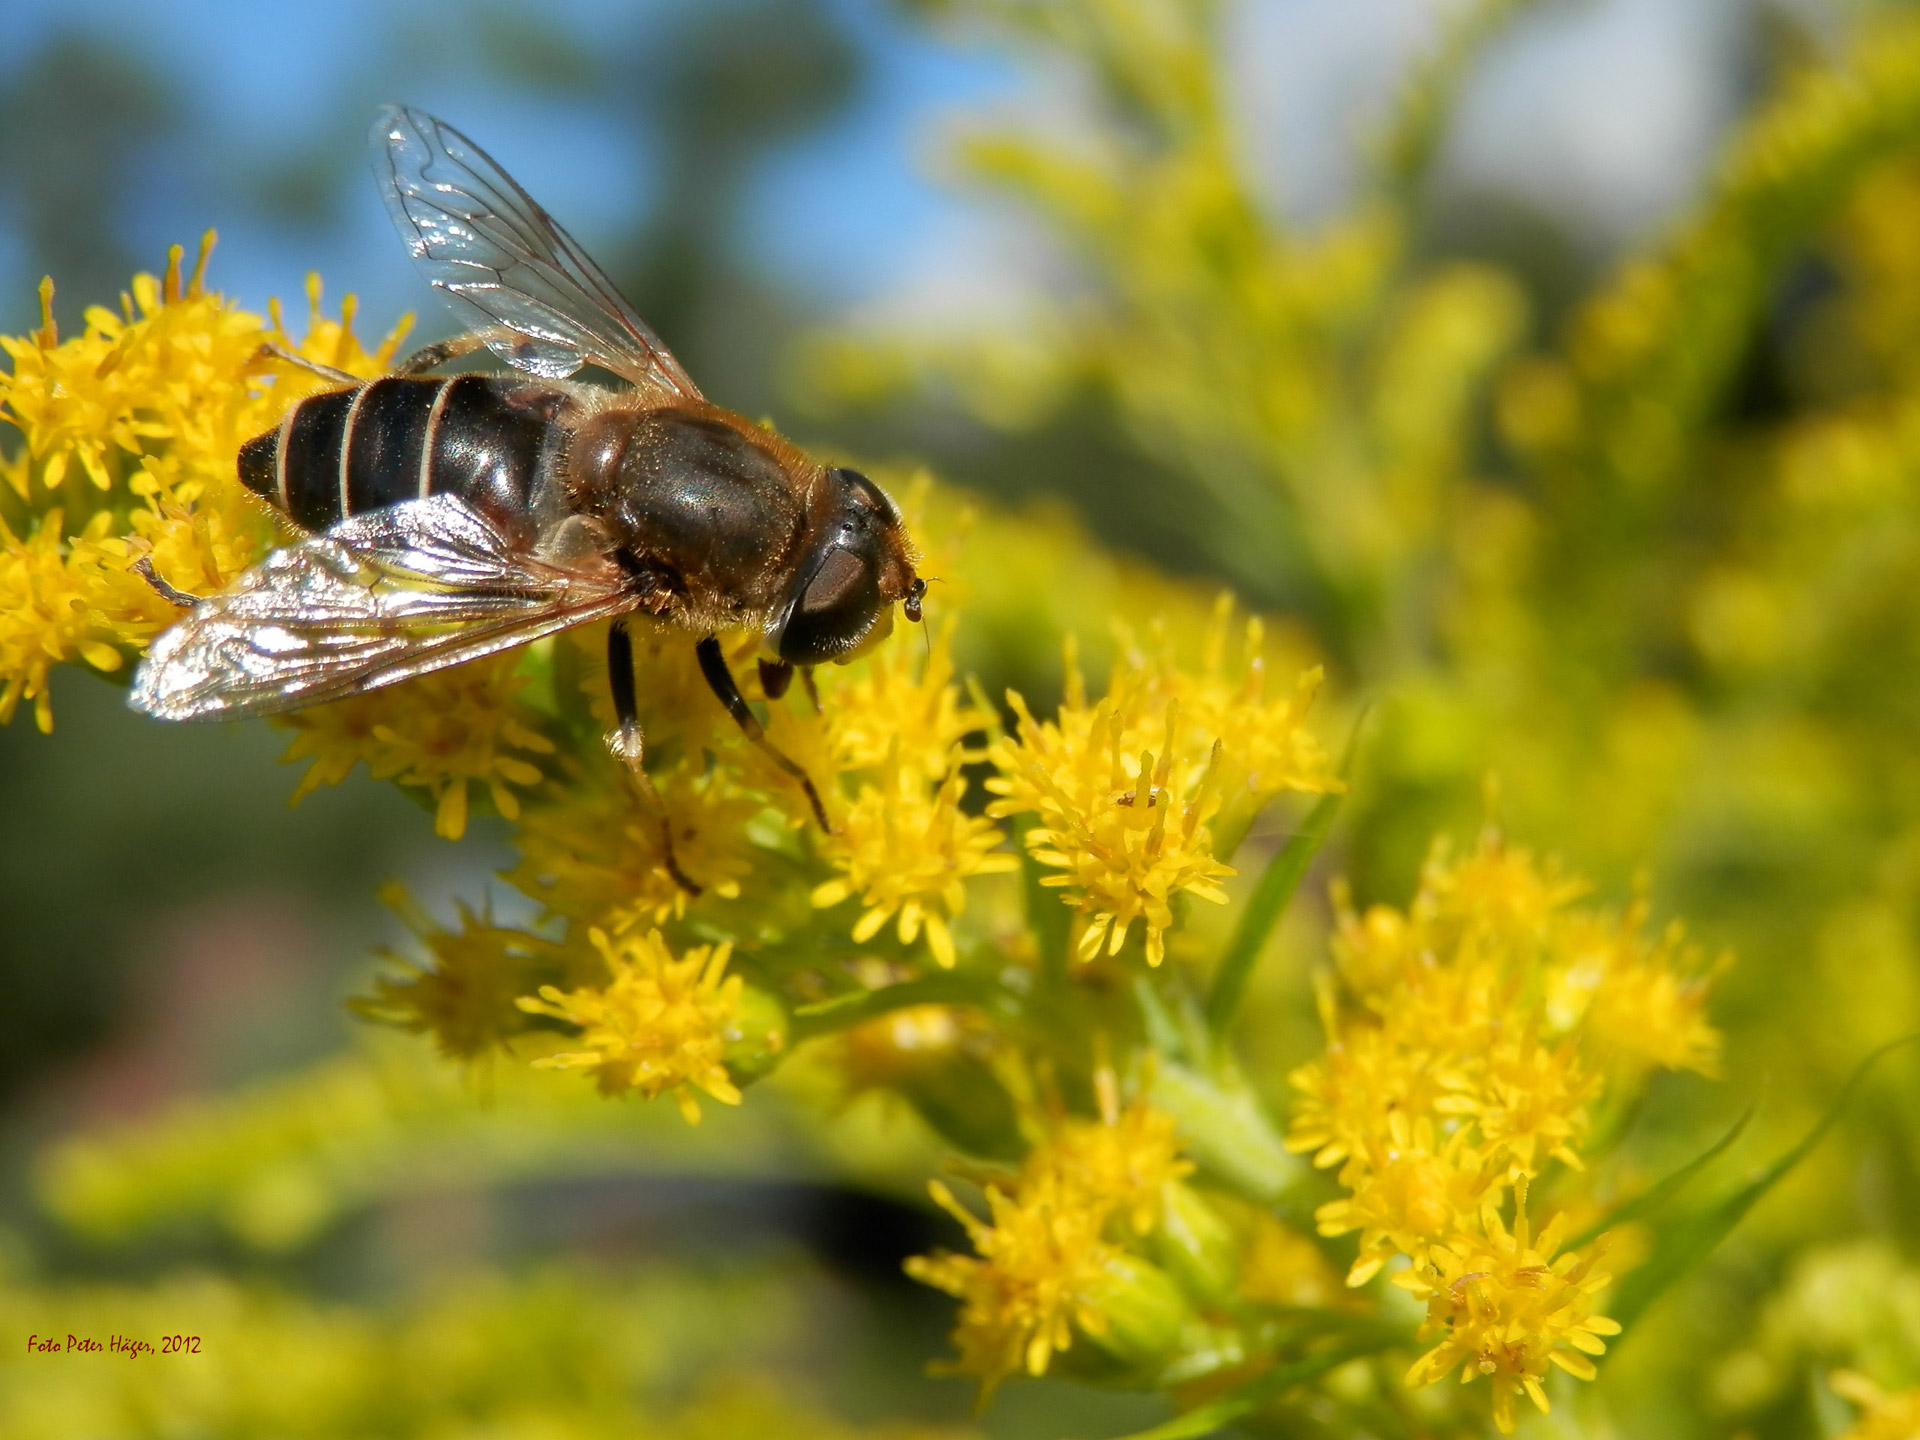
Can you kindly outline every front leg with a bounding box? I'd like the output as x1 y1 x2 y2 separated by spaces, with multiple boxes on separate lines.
393 331 495 376
609 619 701 896
696 636 832 832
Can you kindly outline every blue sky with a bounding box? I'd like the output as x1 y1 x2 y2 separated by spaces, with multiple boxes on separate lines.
0 0 1779 339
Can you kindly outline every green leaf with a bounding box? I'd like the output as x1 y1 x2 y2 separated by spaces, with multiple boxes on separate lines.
787 970 999 1043
1607 1034 1919 1334
1206 711 1364 1039
1204 771 1353 1038
1087 1334 1406 1440
1014 813 1074 984
1149 1062 1303 1205
1565 1105 1753 1253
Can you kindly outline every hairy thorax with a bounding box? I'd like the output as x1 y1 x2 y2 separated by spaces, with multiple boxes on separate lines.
566 403 815 629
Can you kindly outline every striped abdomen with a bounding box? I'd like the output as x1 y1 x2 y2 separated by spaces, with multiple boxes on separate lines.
238 375 573 535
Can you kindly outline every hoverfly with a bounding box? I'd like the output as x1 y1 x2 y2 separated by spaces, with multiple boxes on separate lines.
131 105 925 889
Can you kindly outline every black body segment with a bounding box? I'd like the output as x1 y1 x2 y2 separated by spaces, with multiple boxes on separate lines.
343 377 439 514
281 388 356 531
237 375 570 537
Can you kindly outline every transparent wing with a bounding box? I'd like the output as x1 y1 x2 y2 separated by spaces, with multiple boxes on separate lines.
131 495 634 720
371 102 701 400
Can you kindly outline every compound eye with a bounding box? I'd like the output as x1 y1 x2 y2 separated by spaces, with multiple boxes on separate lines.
779 546 882 665
833 467 898 521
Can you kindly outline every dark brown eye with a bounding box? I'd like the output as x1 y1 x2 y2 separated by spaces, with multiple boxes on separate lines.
779 545 882 665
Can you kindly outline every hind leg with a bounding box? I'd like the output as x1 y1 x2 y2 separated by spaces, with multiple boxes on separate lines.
609 619 701 895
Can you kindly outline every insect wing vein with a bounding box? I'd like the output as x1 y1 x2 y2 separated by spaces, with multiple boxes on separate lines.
372 103 701 400
130 495 628 720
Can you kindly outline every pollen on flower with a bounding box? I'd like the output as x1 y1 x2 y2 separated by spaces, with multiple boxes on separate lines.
516 927 745 1123
277 652 557 841
812 746 1015 967
1394 1201 1619 1435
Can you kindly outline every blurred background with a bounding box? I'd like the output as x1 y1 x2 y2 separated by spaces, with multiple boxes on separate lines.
6 0 1919 1436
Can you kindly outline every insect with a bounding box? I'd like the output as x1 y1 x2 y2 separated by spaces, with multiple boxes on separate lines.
131 104 925 889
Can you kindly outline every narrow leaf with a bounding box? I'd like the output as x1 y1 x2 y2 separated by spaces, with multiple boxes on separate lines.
788 971 995 1043
1565 1105 1753 1252
1204 789 1341 1037
1014 813 1074 983
1608 1033 1919 1333
1088 1337 1403 1440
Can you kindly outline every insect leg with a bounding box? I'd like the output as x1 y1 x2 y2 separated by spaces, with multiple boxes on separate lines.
609 619 702 896
757 658 793 700
255 342 359 386
800 668 822 715
132 556 202 609
696 636 832 832
392 332 493 376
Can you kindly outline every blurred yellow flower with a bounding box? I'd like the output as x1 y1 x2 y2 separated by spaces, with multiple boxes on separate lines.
1832 1371 1920 1440
352 886 570 1063
1030 1087 1193 1236
907 1175 1121 1398
510 762 757 930
518 928 746 1122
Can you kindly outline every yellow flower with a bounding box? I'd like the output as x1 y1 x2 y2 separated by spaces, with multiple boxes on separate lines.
823 621 993 780
1029 1088 1193 1236
906 1174 1121 1398
1434 1032 1598 1177
509 760 758 931
1285 986 1451 1171
516 928 745 1123
0 509 123 731
352 886 570 1062
277 652 557 840
990 693 1234 966
1395 1203 1619 1435
1313 1115 1504 1286
1579 922 1725 1077
812 746 1015 968
1831 1371 1920 1440
1150 596 1339 821
0 242 406 730
1239 1215 1343 1309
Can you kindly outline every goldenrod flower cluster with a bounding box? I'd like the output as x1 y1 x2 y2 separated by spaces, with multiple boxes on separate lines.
905 1082 1194 1400
1288 832 1721 1430
0 238 400 732
0 228 1754 1437
987 603 1338 966
519 928 750 1122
